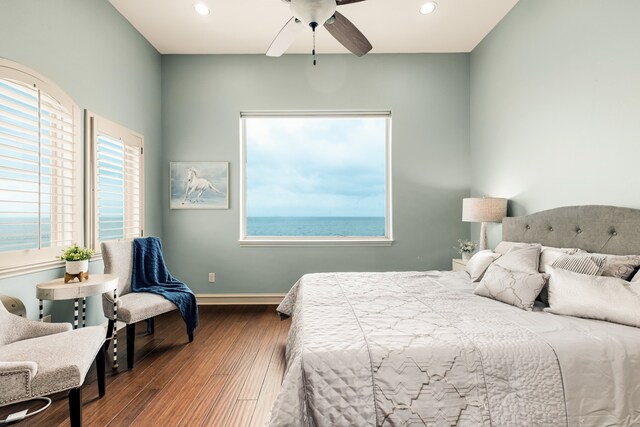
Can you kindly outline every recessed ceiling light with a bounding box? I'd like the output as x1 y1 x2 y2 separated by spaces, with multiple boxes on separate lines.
420 1 437 15
193 3 210 16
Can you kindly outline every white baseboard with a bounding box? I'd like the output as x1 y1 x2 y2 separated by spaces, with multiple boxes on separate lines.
196 293 286 305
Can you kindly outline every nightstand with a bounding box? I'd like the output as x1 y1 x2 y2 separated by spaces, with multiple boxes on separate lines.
452 258 468 272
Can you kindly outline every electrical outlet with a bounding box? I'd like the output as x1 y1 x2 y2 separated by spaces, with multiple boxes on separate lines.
208 273 216 283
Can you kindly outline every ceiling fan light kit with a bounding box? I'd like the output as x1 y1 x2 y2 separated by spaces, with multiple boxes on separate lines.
193 3 210 16
420 1 437 15
267 0 373 65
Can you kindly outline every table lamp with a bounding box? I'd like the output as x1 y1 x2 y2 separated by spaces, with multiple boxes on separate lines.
462 197 508 251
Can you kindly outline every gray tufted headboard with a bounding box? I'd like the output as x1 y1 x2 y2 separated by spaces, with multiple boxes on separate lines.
502 205 640 255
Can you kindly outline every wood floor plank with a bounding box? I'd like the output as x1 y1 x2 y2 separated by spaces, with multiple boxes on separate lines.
5 305 289 427
201 309 282 426
249 320 289 427
238 313 283 400
226 400 258 427
82 308 230 426
177 374 228 427
133 310 252 425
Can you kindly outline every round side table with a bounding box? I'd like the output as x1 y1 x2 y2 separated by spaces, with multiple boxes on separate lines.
37 274 120 369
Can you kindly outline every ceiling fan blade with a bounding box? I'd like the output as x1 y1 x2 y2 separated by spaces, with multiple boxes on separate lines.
336 0 368 4
324 11 372 57
267 17 303 57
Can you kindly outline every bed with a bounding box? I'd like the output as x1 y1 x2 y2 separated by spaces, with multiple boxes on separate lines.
268 205 640 426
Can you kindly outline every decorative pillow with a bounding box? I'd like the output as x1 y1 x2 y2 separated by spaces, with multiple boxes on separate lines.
474 264 549 311
494 241 538 256
545 267 640 328
539 247 585 273
551 254 606 275
591 254 640 280
465 250 501 282
536 253 605 305
492 244 542 274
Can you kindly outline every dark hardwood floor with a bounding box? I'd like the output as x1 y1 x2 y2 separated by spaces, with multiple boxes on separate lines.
1 305 290 427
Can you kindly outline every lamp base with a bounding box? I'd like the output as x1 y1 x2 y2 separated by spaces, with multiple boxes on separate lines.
479 222 488 251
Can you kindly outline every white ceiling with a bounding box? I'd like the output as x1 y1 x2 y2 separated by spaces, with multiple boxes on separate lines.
109 0 519 55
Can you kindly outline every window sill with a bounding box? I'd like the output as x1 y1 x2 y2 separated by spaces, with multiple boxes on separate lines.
0 259 65 280
0 255 103 280
238 238 394 247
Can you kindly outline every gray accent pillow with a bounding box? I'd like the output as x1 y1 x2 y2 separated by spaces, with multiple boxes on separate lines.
539 247 585 273
492 244 542 274
474 263 549 311
552 254 606 275
545 267 640 328
465 250 501 282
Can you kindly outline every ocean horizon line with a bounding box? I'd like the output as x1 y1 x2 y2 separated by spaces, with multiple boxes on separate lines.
247 215 384 218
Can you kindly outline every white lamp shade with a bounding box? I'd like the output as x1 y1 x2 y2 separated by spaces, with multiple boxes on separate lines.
462 198 507 223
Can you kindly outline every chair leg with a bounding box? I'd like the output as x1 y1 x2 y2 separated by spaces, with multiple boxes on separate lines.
146 317 155 334
96 345 106 398
127 323 136 370
104 319 114 352
188 332 194 343
68 387 82 427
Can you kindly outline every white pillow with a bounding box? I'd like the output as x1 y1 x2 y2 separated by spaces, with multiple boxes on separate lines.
545 267 640 328
537 253 605 305
493 244 541 274
465 250 501 282
474 264 548 311
494 241 538 256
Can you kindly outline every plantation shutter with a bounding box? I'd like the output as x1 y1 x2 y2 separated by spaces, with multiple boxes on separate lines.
88 114 144 250
0 67 81 270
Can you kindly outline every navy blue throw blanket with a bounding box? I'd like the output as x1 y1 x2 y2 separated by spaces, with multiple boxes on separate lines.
132 237 198 335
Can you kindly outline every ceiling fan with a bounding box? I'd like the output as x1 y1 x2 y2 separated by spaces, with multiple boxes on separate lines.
267 0 373 64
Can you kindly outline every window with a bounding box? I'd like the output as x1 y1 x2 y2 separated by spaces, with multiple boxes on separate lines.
0 59 82 276
240 111 392 246
86 112 144 251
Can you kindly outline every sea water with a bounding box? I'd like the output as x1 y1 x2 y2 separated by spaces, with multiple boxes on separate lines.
246 217 385 237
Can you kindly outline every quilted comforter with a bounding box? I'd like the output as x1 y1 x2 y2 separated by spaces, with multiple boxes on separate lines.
269 271 640 427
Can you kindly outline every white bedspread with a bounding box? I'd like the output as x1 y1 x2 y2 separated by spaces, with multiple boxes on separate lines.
270 271 640 426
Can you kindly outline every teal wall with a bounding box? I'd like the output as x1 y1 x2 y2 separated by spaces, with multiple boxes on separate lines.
470 0 640 246
0 0 162 323
162 54 470 294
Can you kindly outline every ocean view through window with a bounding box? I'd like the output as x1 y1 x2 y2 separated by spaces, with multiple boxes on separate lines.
240 112 392 245
87 112 144 251
0 59 82 275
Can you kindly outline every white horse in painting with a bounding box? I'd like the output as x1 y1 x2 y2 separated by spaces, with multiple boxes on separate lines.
182 167 222 204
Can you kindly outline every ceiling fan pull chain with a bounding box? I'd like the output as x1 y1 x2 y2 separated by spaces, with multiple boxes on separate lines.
312 25 317 66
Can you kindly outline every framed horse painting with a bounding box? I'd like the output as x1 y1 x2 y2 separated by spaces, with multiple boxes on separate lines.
170 162 229 209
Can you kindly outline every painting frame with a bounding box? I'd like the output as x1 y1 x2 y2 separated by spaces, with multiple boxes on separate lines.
170 161 229 210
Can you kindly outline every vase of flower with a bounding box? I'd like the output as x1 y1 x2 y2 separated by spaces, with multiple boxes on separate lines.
58 244 95 282
456 239 478 262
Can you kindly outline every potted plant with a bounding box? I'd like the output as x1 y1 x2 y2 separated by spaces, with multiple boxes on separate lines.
456 239 478 262
58 244 95 277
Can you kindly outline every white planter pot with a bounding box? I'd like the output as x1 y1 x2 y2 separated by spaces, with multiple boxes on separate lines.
66 260 89 275
462 252 472 262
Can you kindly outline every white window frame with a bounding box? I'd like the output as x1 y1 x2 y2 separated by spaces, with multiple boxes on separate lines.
239 111 393 247
0 59 82 278
85 112 144 253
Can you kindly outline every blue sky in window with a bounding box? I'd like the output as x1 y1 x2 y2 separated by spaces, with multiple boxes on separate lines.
245 117 387 217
